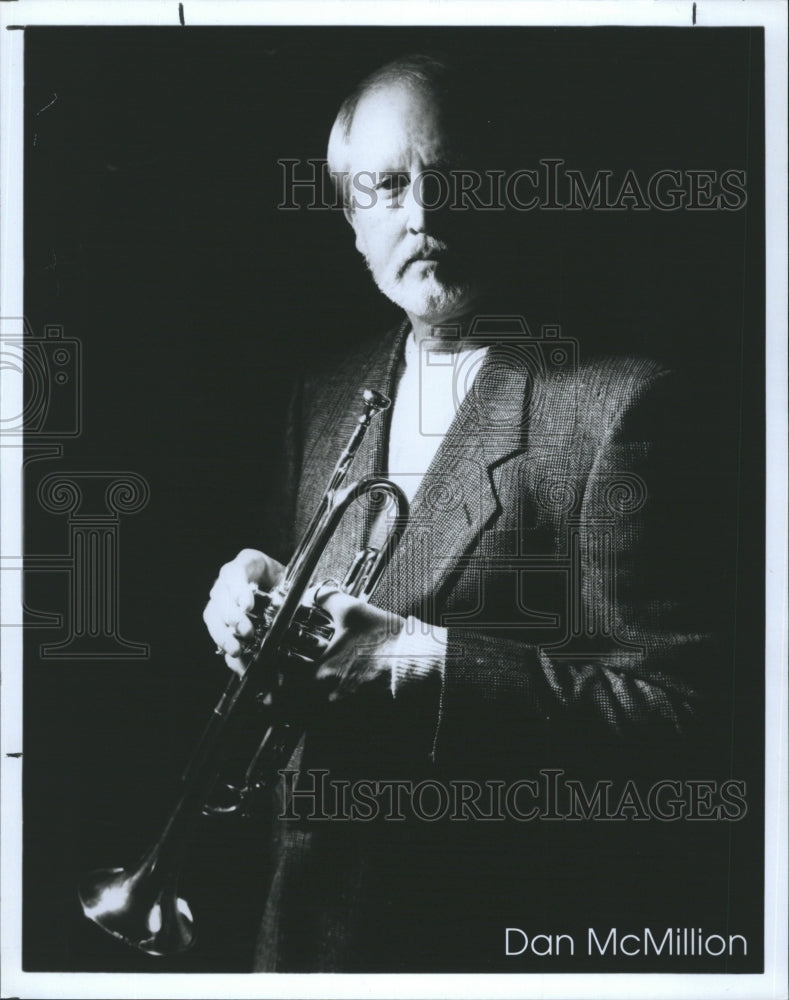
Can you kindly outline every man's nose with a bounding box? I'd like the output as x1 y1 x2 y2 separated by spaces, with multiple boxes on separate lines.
403 171 443 234
403 179 427 234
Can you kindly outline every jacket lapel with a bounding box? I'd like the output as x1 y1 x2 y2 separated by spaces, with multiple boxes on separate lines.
373 345 531 617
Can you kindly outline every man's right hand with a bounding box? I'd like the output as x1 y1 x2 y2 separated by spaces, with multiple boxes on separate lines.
203 548 285 675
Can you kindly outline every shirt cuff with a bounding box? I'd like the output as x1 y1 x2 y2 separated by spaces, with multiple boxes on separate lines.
389 617 448 698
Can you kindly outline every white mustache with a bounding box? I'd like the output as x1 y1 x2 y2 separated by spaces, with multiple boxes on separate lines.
397 241 449 278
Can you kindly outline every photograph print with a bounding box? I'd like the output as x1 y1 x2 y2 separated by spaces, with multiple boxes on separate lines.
1 7 783 997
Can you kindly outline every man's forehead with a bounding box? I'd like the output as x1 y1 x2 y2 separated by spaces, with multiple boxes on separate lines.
345 83 451 170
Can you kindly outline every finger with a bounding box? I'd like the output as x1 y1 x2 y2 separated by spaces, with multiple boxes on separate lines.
312 636 355 689
216 567 258 617
204 590 254 651
208 580 246 629
313 654 359 702
223 632 244 656
224 650 246 676
314 661 339 683
311 586 395 633
233 613 254 640
220 550 284 598
203 599 232 647
206 622 241 658
311 586 358 628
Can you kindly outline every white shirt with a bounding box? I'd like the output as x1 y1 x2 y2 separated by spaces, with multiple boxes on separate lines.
384 331 488 702
387 332 489 502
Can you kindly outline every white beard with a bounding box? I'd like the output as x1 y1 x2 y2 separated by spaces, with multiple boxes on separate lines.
368 258 475 323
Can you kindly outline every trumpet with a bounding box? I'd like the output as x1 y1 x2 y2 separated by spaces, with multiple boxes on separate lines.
78 388 408 956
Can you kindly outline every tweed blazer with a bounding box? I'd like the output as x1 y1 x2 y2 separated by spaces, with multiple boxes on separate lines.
253 318 731 971
274 320 726 763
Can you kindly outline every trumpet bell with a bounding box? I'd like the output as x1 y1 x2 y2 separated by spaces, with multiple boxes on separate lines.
79 865 195 956
78 389 407 957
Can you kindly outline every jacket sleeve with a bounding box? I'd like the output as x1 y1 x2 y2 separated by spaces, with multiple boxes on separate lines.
431 368 736 771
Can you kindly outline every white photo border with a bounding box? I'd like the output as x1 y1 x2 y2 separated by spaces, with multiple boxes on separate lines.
1 2 786 999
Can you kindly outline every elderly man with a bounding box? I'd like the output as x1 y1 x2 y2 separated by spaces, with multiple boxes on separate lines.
203 55 729 972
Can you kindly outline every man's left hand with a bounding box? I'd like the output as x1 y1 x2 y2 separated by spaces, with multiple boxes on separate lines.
307 586 407 702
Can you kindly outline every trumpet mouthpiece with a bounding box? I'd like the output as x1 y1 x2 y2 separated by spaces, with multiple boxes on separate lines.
362 389 391 413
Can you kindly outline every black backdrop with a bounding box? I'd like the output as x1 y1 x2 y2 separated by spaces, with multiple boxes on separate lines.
22 26 764 972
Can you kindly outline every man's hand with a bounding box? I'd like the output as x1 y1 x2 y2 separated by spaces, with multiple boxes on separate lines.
203 548 285 675
307 586 446 708
204 552 445 711
307 587 407 703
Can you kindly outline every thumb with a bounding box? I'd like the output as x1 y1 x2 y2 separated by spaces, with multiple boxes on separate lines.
309 581 358 628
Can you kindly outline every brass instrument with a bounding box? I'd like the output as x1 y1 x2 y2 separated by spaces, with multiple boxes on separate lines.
79 389 408 956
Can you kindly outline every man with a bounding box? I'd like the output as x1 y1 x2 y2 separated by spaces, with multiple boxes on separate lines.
203 55 731 971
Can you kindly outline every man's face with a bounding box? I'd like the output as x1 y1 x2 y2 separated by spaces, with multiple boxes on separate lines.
343 83 484 326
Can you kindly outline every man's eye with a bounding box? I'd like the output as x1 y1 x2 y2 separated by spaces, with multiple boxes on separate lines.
376 173 408 192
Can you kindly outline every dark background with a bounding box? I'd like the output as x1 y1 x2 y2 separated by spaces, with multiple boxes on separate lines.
22 27 764 972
